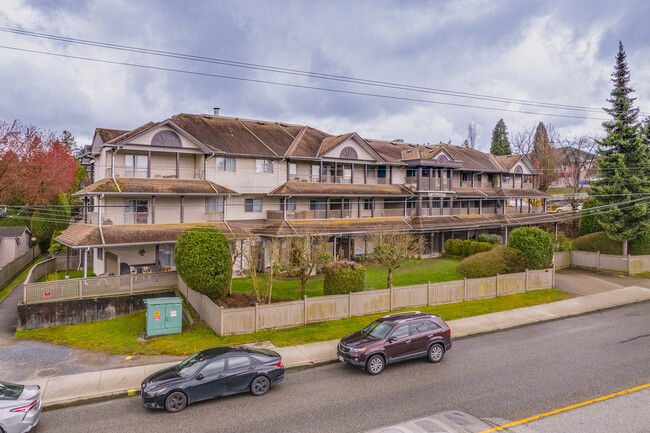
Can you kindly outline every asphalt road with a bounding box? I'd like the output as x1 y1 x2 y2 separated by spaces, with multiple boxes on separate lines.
37 302 650 433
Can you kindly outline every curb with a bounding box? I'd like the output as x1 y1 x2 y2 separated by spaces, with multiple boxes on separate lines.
39 296 650 411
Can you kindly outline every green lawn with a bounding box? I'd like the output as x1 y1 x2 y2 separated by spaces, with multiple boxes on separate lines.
15 288 571 356
38 269 96 282
231 258 462 299
0 256 44 303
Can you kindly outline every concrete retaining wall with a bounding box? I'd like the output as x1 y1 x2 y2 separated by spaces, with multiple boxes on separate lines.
17 290 176 330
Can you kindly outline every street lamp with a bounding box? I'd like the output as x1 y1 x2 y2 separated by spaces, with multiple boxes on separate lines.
31 236 37 263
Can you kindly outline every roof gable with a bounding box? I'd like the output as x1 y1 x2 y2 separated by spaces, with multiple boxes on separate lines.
320 133 385 162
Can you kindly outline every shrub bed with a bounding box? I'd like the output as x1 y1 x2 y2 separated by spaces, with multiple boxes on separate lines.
456 246 527 278
445 239 497 257
572 232 622 255
323 261 366 295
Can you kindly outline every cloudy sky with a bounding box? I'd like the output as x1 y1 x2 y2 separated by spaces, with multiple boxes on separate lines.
1 0 649 152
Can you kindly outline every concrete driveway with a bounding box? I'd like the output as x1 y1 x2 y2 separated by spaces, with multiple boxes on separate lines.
555 268 650 295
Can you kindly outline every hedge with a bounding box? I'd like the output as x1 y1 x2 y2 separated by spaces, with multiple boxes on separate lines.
444 238 463 256
456 246 528 278
476 233 502 245
323 261 366 295
174 227 232 300
508 227 554 270
445 239 496 257
572 232 622 255
461 240 471 256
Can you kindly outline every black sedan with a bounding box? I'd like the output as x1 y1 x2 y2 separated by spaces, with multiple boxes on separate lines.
141 346 284 412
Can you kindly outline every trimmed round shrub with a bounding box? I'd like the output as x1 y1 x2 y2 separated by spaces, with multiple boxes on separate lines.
578 197 601 236
476 242 492 253
461 240 471 256
174 227 232 300
444 239 453 254
323 261 366 295
468 242 480 256
572 232 622 255
456 246 527 278
508 227 554 270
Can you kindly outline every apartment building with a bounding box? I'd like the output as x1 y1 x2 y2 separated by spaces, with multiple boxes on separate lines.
60 111 559 276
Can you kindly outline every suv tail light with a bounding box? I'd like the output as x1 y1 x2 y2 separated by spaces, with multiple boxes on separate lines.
10 400 38 413
448 328 451 337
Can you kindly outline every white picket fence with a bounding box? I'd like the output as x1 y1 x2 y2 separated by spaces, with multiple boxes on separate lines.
554 251 650 274
178 268 554 336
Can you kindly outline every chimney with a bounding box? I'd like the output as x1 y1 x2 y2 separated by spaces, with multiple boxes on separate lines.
213 107 220 116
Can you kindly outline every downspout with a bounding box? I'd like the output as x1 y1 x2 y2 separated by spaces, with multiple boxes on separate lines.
222 195 233 234
98 194 106 246
204 152 216 179
111 147 121 192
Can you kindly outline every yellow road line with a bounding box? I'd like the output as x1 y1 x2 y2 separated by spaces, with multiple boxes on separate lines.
479 382 650 433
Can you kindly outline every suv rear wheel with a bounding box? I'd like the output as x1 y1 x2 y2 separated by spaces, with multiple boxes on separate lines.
427 343 444 363
366 354 385 375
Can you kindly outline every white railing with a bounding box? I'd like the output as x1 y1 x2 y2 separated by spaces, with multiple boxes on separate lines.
23 270 178 304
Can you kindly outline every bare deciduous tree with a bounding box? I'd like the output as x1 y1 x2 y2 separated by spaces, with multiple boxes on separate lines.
369 231 424 289
242 238 281 304
285 235 330 298
558 136 598 194
227 233 245 295
512 126 535 155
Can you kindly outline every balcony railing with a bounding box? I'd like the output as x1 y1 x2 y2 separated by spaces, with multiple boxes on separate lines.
105 167 205 179
405 176 451 191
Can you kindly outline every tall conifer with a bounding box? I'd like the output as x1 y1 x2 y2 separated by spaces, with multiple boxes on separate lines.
589 42 650 256
490 119 512 155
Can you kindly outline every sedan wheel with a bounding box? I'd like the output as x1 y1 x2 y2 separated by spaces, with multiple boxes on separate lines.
428 344 444 363
164 391 187 413
366 355 385 375
251 376 271 396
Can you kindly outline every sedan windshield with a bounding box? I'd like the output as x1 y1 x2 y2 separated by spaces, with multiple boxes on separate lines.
0 381 24 400
177 353 205 377
362 321 395 339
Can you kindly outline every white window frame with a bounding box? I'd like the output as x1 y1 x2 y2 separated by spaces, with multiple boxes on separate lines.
125 154 148 178
289 163 297 176
256 159 274 174
245 198 263 212
216 157 236 172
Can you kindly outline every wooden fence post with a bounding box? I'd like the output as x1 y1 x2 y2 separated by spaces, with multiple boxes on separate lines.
495 274 500 297
255 303 259 333
427 281 431 306
219 306 224 336
348 292 352 318
304 295 308 325
130 275 134 295
79 279 83 299
596 251 600 270
552 264 556 288
389 285 393 312
463 278 467 302
525 269 529 292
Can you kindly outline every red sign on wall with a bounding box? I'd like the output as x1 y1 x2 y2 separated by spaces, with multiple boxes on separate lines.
154 311 160 321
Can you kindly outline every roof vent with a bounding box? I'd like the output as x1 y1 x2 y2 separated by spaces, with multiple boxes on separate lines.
213 107 220 116
393 138 404 143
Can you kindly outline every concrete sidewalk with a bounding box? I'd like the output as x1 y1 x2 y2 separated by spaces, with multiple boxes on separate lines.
23 285 650 410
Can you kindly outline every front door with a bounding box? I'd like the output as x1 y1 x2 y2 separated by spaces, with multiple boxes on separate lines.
190 358 226 403
384 325 411 362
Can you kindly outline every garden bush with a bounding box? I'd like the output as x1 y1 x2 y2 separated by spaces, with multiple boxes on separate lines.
468 241 479 256
476 233 501 245
572 232 622 255
508 227 554 270
444 238 463 255
461 240 471 256
174 227 232 300
630 231 650 255
456 246 527 278
323 261 366 295
578 197 601 236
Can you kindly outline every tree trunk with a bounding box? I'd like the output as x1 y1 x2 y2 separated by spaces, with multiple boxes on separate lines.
387 268 393 289
623 239 628 257
301 274 308 298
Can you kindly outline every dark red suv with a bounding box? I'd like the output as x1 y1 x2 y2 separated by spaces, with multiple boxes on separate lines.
337 311 452 375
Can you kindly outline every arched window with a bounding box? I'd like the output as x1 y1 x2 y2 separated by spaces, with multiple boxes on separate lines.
340 146 358 160
151 130 182 148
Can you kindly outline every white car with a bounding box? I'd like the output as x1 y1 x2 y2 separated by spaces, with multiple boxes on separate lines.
0 381 42 433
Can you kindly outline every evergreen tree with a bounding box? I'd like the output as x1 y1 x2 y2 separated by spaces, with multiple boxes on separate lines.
589 42 650 256
530 122 557 191
490 119 511 155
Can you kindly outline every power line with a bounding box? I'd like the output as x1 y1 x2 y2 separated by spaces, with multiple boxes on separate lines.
0 26 621 115
0 44 610 122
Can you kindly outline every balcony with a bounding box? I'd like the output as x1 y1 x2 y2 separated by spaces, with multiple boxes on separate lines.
105 166 204 180
266 207 407 220
405 176 451 191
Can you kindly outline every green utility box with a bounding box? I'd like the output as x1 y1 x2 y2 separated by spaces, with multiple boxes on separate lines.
144 297 183 337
